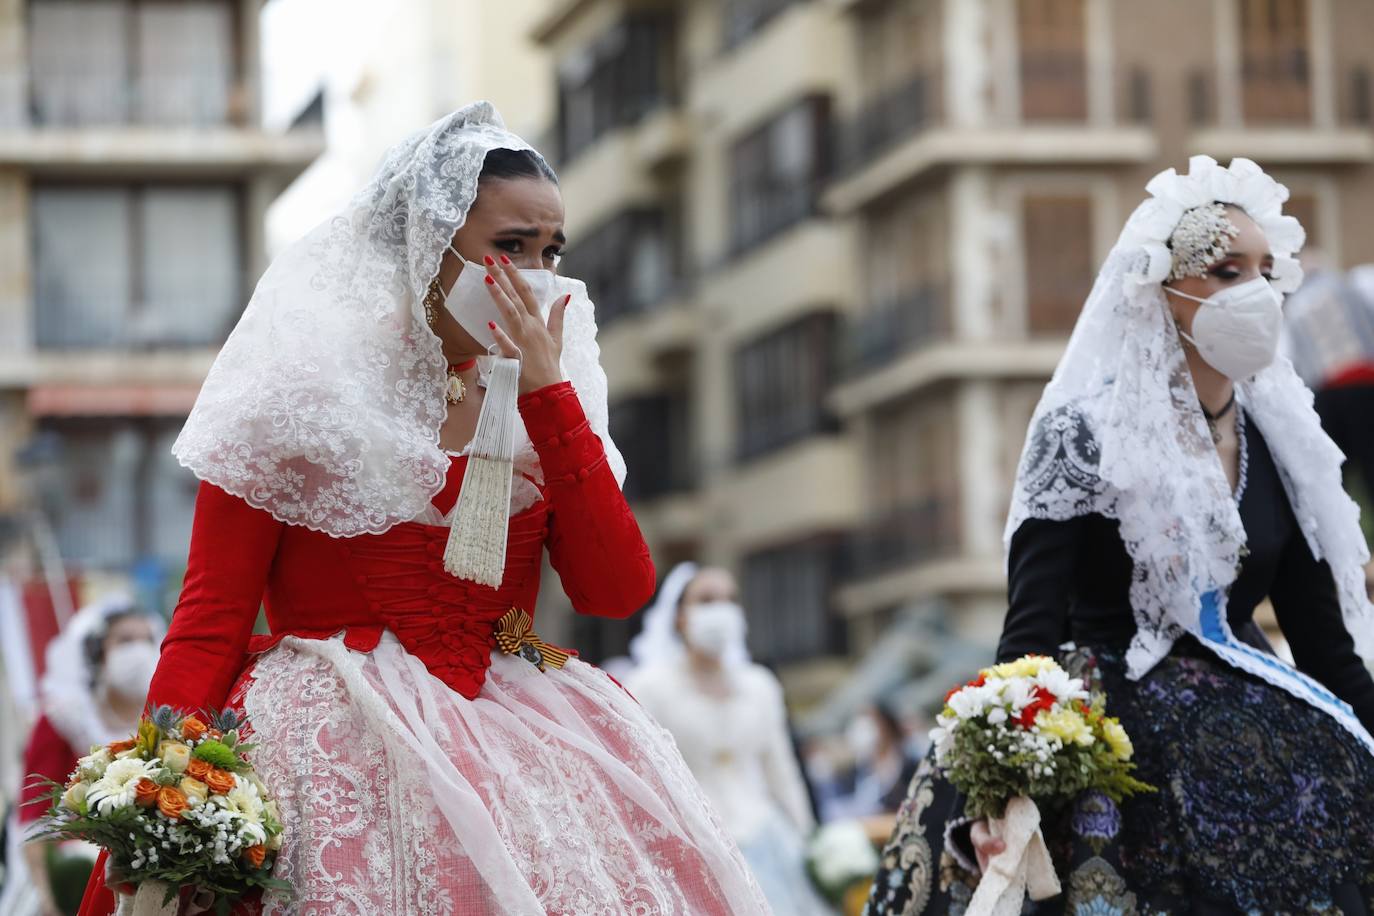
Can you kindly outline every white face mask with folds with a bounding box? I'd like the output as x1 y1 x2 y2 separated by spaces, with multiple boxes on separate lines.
101 640 159 701
682 601 748 660
1166 275 1284 381
441 245 564 350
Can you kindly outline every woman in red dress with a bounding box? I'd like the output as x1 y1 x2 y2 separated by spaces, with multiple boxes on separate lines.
78 102 767 915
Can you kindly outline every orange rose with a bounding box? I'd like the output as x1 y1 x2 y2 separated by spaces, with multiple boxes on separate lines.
203 767 237 795
107 738 137 755
208 729 223 740
181 717 208 742
134 778 160 808
186 758 213 781
242 845 266 869
156 786 189 820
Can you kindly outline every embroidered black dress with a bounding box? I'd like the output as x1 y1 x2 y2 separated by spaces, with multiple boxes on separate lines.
866 414 1374 915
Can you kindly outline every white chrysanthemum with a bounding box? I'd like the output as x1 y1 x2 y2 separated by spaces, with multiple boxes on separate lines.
86 757 157 815
76 748 113 782
214 777 268 846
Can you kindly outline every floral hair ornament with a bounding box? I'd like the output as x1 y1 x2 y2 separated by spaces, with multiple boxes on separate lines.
1117 155 1306 298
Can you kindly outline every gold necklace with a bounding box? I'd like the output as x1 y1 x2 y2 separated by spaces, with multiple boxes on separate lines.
446 359 476 404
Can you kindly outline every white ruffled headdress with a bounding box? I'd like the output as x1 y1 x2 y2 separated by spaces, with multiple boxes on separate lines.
628 563 753 671
171 102 623 546
1007 155 1374 749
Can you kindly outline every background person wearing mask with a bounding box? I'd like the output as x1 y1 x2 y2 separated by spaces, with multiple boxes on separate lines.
826 702 919 824
0 597 160 916
627 563 832 916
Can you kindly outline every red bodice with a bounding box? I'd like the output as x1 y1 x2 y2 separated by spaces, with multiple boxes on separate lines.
145 381 656 712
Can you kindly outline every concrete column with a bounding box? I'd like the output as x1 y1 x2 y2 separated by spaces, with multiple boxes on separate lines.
949 168 996 341
0 0 25 127
1085 0 1115 126
957 380 1002 558
1213 0 1242 128
944 0 992 127
0 171 31 356
1309 0 1336 129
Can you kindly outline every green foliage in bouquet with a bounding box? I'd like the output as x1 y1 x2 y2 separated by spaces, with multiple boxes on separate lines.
33 706 289 915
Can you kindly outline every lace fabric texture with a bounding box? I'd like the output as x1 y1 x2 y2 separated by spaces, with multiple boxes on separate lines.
171 101 623 535
1005 157 1374 728
236 634 769 915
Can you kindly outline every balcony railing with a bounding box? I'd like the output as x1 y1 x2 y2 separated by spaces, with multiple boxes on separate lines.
838 72 942 176
842 497 961 582
845 285 949 376
1188 65 1372 127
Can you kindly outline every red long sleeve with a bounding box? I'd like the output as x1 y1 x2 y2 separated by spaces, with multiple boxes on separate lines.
520 382 656 618
146 482 283 716
19 715 78 823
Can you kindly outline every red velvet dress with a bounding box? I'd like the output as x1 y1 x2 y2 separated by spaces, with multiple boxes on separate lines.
79 383 768 916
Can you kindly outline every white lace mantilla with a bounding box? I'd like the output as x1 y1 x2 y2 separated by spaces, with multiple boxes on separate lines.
1005 157 1374 746
172 101 624 536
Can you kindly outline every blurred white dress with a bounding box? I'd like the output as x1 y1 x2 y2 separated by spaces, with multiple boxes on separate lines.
629 659 833 915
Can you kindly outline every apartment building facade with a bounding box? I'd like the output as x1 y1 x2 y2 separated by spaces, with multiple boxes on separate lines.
532 0 1374 701
0 0 322 602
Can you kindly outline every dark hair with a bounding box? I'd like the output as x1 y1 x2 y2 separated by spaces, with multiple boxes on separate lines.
871 698 905 743
83 604 147 683
479 148 558 186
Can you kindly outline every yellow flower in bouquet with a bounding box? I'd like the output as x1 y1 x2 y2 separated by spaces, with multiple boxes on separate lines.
1036 708 1094 747
1100 717 1134 761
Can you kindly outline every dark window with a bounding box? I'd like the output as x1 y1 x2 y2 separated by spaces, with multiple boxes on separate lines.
559 208 678 328
736 312 838 460
743 538 843 664
1023 195 1093 335
730 96 830 255
40 418 198 570
32 183 244 349
28 0 243 127
610 391 695 502
1018 0 1087 121
556 13 676 163
722 0 801 49
1240 0 1311 124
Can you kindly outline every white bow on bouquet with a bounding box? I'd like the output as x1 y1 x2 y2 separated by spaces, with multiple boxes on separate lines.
966 796 1059 916
928 655 1154 916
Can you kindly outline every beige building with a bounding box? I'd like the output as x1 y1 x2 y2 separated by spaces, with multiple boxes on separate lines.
0 0 321 589
534 0 1374 702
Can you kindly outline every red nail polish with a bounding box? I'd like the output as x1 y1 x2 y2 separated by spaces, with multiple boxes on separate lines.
564 294 572 305
483 254 495 266
484 275 495 285
499 255 511 265
488 321 497 330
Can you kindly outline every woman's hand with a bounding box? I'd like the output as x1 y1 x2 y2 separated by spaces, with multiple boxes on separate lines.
481 254 569 395
970 819 1006 873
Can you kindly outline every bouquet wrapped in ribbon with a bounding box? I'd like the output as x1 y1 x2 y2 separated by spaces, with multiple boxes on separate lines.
34 706 287 915
930 655 1152 915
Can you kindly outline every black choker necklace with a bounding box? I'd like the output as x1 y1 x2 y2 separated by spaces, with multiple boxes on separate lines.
1200 392 1236 444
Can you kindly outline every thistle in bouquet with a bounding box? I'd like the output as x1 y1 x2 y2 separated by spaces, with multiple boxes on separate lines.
928 655 1153 913
33 706 289 915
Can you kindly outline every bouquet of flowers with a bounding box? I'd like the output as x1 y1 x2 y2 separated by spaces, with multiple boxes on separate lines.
930 655 1152 914
35 706 287 915
805 819 880 915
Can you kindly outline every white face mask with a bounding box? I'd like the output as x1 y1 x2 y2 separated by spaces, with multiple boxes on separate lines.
1166 275 1284 381
683 601 748 659
101 640 159 701
441 245 563 350
845 715 881 763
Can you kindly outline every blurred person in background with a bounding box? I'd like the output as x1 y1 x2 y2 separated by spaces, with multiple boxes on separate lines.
868 157 1374 914
77 104 766 915
0 596 159 916
828 702 919 823
1284 265 1374 600
628 563 832 915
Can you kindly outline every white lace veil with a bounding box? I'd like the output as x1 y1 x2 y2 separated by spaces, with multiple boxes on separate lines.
172 102 623 536
1006 156 1374 746
628 563 753 670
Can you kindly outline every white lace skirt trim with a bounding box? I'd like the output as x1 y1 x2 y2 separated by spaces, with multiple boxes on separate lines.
240 633 770 915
